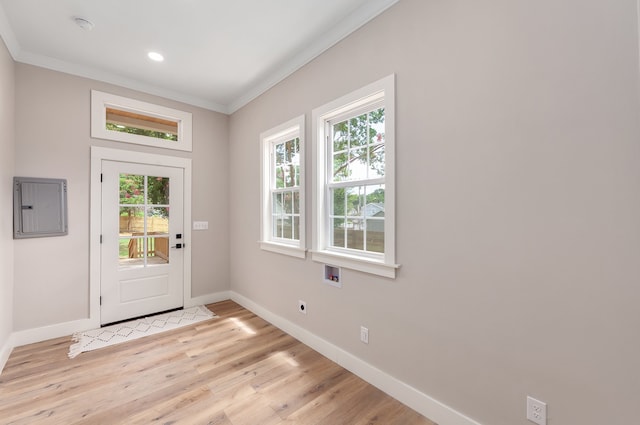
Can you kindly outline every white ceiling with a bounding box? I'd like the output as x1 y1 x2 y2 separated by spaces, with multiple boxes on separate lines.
0 0 398 114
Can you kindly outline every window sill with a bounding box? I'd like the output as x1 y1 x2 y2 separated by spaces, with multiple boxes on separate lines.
311 250 399 279
259 241 307 259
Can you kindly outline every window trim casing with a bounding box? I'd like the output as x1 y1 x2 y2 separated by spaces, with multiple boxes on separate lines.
259 115 306 258
312 74 398 278
91 90 193 152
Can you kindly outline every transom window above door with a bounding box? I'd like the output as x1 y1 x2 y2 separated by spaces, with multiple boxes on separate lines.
106 108 178 141
91 90 193 151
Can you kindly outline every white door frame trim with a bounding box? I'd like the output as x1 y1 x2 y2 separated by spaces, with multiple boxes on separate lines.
90 146 193 328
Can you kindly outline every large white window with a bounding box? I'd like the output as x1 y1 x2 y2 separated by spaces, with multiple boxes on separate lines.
260 115 306 258
312 75 398 278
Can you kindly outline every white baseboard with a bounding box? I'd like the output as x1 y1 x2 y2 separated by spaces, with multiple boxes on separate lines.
12 318 97 348
0 333 15 374
4 291 481 425
7 291 229 351
186 291 231 309
229 291 482 425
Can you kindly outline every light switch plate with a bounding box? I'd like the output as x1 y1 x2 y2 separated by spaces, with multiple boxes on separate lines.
193 221 208 230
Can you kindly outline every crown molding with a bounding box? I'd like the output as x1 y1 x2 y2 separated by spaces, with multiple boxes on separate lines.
227 0 400 113
16 50 230 113
0 0 399 115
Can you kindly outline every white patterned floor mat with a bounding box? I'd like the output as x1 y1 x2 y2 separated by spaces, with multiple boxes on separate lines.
68 305 215 358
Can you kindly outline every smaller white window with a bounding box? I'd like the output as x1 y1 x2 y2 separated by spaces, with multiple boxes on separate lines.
91 90 192 152
260 115 306 258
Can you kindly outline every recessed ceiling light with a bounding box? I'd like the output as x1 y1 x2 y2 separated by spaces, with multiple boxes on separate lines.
73 17 94 31
148 52 164 62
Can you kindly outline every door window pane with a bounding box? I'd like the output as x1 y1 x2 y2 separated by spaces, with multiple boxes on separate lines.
120 174 145 204
147 176 169 204
119 237 145 267
120 206 144 234
119 173 171 268
147 207 169 233
146 236 169 265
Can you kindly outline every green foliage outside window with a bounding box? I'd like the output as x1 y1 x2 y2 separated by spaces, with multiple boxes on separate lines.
119 174 169 218
331 107 386 217
330 107 386 253
332 108 385 181
107 123 178 141
274 138 300 189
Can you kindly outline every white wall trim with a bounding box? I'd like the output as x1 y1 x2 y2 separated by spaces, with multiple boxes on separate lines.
230 291 483 425
186 291 231 309
227 0 400 113
2 0 398 114
11 318 95 348
0 333 15 374
2 290 229 364
16 50 230 114
4 290 482 425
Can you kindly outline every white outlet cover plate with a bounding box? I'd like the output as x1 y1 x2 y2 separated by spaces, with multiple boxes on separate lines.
526 396 547 425
360 326 369 344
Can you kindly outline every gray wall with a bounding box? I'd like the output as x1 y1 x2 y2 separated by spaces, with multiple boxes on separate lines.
3 0 640 423
13 64 229 331
228 1 640 424
0 36 15 354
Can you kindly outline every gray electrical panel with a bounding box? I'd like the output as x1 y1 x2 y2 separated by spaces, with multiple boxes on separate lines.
13 177 68 239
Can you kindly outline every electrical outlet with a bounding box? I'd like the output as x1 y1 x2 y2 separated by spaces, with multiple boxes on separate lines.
298 300 307 314
360 326 369 344
527 396 547 425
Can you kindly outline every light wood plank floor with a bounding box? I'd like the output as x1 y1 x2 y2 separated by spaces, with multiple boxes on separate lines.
0 300 436 425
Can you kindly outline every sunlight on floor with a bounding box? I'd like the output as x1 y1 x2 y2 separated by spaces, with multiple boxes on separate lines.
270 351 299 367
229 317 257 335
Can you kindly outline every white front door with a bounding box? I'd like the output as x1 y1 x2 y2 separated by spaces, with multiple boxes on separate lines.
100 160 184 325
